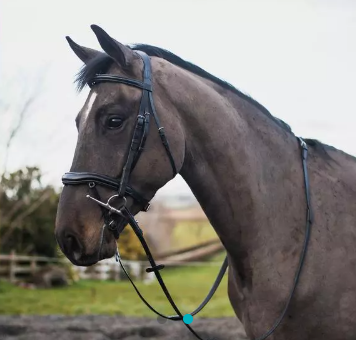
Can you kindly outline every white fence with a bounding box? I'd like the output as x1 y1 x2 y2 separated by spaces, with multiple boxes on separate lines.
73 257 155 283
0 252 62 283
0 252 153 283
0 252 224 284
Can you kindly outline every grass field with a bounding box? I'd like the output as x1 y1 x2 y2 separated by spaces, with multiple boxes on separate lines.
0 253 234 317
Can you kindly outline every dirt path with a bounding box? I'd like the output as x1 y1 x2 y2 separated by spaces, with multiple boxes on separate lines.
0 316 248 340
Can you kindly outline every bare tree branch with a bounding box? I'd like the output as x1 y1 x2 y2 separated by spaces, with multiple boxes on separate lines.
2 95 37 173
1 69 47 174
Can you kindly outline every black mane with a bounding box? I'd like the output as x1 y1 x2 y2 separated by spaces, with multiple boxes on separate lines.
132 44 294 133
75 44 292 132
74 43 341 159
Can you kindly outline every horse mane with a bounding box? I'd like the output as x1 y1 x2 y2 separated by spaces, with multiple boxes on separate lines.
131 44 293 133
74 43 343 160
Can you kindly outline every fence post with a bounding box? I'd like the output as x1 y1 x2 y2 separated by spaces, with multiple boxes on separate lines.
111 262 120 281
9 250 16 283
138 262 143 280
30 258 37 276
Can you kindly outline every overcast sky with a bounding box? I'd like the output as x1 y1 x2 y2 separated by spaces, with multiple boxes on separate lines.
0 0 355 198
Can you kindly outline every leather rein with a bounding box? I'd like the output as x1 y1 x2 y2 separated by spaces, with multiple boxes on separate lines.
61 50 313 340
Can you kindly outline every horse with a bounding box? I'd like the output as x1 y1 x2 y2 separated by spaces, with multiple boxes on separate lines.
55 25 356 340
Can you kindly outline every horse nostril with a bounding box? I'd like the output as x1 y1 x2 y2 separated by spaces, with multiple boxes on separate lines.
64 232 82 259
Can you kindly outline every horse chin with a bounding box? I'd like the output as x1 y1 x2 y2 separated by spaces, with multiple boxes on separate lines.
66 232 117 267
99 228 120 259
98 241 117 262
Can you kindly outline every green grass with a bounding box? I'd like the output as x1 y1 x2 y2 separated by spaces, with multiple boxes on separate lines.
0 253 233 317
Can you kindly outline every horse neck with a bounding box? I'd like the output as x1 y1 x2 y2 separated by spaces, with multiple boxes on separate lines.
160 65 307 260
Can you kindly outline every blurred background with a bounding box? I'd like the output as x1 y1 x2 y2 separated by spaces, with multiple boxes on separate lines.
0 0 355 339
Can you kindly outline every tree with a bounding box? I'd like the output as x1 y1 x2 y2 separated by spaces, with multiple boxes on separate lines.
0 166 60 257
0 68 52 255
117 226 146 260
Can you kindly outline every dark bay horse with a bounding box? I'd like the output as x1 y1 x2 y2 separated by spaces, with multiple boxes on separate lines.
55 25 356 340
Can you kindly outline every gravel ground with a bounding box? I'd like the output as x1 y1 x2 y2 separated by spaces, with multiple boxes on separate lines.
0 316 248 340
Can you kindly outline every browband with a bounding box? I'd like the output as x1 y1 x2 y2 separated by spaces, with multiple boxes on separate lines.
90 75 152 91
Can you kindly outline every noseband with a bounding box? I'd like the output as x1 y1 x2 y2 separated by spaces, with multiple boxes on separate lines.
61 50 313 340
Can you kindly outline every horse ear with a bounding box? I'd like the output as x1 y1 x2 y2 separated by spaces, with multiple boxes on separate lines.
90 24 135 69
66 36 101 64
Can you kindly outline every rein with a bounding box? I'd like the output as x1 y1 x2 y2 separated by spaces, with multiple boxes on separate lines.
61 50 313 340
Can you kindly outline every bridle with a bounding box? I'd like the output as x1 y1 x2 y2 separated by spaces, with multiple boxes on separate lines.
61 50 313 340
62 50 228 339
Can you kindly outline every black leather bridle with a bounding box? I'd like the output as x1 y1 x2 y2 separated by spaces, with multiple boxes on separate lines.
61 50 313 340
62 51 228 340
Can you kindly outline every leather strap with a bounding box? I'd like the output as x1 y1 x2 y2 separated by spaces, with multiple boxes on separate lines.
118 250 228 321
252 137 313 340
117 114 145 198
62 172 150 211
90 75 152 91
137 51 177 176
118 207 224 340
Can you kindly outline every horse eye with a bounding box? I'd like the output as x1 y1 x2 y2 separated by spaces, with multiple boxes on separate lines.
107 116 123 129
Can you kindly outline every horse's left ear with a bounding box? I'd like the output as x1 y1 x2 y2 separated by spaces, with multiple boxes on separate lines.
90 24 136 69
66 36 101 64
